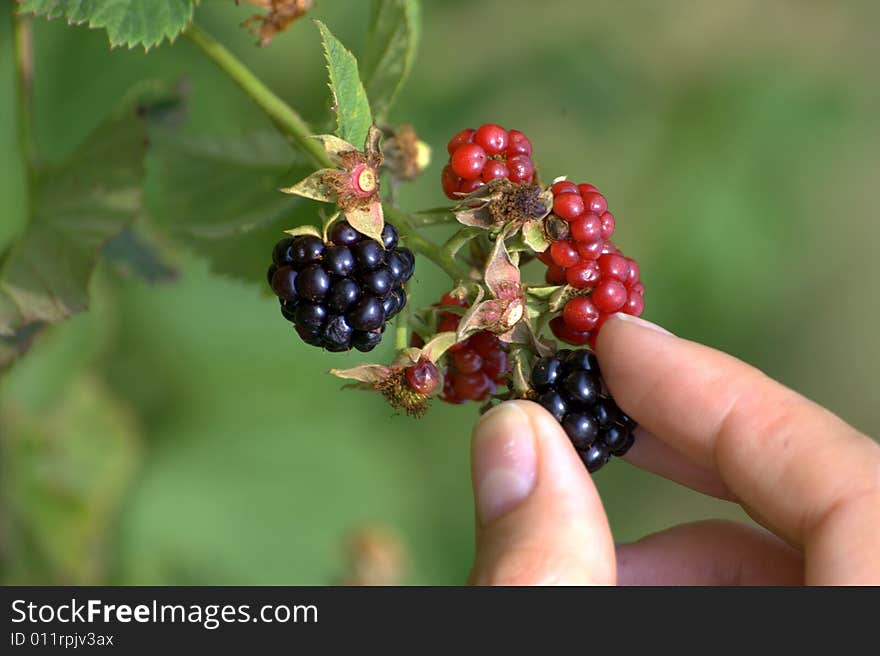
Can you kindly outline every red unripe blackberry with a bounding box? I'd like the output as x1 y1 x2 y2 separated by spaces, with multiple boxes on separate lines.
451 143 487 179
447 128 475 155
599 212 615 240
550 316 590 345
481 160 509 182
565 260 601 288
570 213 602 243
550 241 580 268
577 183 598 195
474 124 508 155
442 126 536 198
506 154 534 183
551 180 579 195
581 191 608 216
592 279 628 313
552 192 585 221
545 262 567 285
597 253 631 282
562 297 600 332
453 349 483 374
506 130 532 156
624 291 645 317
405 359 440 395
575 239 604 261
453 371 491 401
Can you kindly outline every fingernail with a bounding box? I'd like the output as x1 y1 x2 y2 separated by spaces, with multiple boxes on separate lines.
610 313 673 336
472 402 538 525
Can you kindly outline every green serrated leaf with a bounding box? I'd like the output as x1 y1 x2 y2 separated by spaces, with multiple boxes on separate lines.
147 130 312 286
18 0 197 50
0 87 180 368
362 0 420 120
315 20 373 147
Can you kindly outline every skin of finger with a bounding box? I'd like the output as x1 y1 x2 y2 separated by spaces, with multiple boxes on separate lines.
624 427 736 501
616 520 803 586
468 401 616 586
597 316 880 580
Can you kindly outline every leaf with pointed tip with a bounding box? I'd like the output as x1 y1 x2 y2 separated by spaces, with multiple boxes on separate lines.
148 130 313 286
18 0 197 50
284 225 322 239
329 363 391 385
484 232 521 300
280 169 336 203
310 134 358 164
454 204 495 229
362 0 421 121
0 86 181 369
315 20 373 148
345 202 385 244
419 331 457 363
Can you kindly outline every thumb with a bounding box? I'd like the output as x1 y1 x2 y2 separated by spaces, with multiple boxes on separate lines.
468 400 616 585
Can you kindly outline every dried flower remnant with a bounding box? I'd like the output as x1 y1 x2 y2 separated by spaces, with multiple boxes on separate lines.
239 0 314 46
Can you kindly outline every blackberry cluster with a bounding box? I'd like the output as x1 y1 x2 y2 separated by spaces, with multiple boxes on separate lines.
538 180 645 348
267 220 414 352
530 349 635 473
442 124 535 200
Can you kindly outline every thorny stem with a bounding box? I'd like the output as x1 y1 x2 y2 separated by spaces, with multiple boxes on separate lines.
185 23 333 170
385 206 470 282
12 7 35 199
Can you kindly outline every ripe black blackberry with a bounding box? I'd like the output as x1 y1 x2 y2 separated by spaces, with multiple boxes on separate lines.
267 221 414 352
529 349 636 473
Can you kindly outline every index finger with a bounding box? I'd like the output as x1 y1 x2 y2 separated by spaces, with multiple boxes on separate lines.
596 314 880 583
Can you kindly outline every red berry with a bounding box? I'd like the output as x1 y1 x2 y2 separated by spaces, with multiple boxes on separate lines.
550 316 590 345
459 178 485 194
453 371 491 400
570 213 602 243
440 293 467 308
563 297 600 332
623 291 644 316
467 331 499 357
441 165 461 199
582 191 608 216
447 128 475 155
506 130 532 156
482 350 509 383
592 279 628 313
625 258 640 287
453 349 483 374
441 376 463 404
438 313 459 333
577 183 598 196
450 143 487 179
599 211 615 239
601 241 618 255
550 240 580 268
481 159 509 182
552 192 585 221
545 262 567 285
565 260 601 288
598 253 631 282
410 333 426 348
474 124 508 155
551 180 579 195
575 239 604 261
631 282 646 296
536 249 554 265
405 360 440 394
507 154 534 183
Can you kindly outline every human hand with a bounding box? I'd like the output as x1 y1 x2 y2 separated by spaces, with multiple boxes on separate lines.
467 314 880 585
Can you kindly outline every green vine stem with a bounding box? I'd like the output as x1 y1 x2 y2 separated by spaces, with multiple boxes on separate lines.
442 227 481 258
12 7 35 198
185 24 333 170
384 206 470 281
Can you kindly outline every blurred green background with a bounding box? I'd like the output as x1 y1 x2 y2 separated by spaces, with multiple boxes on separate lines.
1 0 878 584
